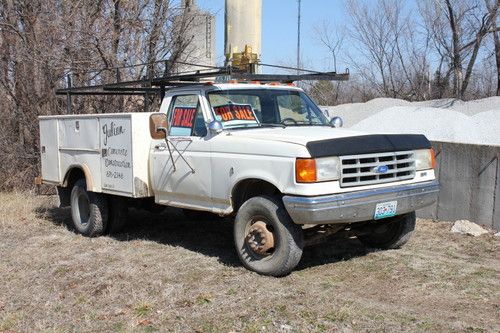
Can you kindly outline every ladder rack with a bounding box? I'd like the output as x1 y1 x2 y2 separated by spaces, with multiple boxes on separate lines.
55 61 349 113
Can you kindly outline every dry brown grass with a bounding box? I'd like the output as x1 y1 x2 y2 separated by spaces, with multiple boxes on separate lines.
0 192 499 333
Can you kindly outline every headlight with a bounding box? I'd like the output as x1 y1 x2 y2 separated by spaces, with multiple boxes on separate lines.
296 157 340 183
316 156 341 181
414 148 436 170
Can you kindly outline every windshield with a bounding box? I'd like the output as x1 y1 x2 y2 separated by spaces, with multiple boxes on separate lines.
207 89 328 129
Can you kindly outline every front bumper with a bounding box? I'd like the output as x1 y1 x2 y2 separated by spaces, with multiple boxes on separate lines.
283 180 439 225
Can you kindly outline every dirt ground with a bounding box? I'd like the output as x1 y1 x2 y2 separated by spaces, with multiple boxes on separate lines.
0 192 498 333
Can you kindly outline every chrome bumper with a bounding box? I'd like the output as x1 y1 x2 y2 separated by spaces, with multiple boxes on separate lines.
283 180 439 225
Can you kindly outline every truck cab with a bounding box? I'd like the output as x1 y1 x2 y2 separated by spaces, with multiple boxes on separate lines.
40 82 439 276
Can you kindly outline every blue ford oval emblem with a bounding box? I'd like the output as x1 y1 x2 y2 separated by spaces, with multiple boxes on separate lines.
373 165 389 173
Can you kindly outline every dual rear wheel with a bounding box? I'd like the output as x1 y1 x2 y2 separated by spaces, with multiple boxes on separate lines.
70 179 127 236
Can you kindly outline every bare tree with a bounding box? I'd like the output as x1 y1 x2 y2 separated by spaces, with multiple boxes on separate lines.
343 0 431 100
489 2 500 95
0 0 202 190
420 0 498 99
314 20 345 73
494 23 500 95
310 21 346 104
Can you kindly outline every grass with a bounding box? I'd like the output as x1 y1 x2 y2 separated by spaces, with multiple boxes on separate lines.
134 303 153 317
0 192 499 332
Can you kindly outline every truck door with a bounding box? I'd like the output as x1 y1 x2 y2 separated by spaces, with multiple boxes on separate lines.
151 92 212 210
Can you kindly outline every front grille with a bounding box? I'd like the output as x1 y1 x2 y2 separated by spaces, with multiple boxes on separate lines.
340 151 415 187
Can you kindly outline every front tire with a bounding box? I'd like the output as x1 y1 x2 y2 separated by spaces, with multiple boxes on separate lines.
358 212 416 249
234 196 303 277
70 179 108 237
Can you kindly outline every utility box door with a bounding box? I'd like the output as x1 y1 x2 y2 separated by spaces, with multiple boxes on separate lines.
39 119 60 182
99 116 134 195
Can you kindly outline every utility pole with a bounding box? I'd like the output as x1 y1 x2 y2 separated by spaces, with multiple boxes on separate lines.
297 0 301 74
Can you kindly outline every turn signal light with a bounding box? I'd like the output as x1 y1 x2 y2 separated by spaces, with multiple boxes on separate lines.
430 148 437 169
296 158 317 183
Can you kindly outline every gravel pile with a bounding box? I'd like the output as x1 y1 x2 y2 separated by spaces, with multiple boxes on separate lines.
323 97 500 146
322 98 410 128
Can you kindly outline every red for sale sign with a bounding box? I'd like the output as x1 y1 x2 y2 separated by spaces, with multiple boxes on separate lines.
213 104 257 122
171 107 197 128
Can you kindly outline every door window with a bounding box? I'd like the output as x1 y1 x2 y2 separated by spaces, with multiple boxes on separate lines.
167 95 207 137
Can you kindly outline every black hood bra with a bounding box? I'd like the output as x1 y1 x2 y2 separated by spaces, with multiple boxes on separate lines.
306 134 432 158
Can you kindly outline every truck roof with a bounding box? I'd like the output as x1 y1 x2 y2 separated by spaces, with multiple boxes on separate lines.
164 82 304 95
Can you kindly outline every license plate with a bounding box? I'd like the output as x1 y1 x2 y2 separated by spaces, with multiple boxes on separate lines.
374 201 397 220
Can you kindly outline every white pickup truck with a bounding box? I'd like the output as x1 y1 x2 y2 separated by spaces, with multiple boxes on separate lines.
39 82 439 276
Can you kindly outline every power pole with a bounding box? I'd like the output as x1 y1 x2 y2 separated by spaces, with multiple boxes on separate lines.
297 0 301 74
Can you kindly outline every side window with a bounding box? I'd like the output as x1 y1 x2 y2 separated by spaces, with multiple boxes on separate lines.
167 95 207 137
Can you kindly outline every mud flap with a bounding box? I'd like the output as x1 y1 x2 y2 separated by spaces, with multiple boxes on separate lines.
57 186 71 207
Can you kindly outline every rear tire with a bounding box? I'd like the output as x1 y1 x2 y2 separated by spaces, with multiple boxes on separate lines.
358 212 416 249
70 179 108 237
234 196 303 277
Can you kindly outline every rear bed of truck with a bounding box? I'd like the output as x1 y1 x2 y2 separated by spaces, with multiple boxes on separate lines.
39 113 153 198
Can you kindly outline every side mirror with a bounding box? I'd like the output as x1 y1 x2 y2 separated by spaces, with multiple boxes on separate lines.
208 120 223 134
330 116 343 128
149 113 168 139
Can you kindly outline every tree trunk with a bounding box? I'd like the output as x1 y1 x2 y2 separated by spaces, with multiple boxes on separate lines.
146 0 164 78
460 35 482 99
445 0 462 97
494 21 500 96
112 0 121 67
460 1 498 98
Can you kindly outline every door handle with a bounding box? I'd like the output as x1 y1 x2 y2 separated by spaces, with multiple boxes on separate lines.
154 144 167 151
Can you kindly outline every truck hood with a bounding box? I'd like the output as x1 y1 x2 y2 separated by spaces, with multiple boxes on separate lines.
227 126 365 146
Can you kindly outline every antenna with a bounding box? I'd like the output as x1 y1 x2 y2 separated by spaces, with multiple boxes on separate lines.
297 0 301 75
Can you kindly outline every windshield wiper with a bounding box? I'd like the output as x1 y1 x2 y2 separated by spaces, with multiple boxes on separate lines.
224 123 286 130
224 123 260 129
259 123 286 128
284 121 330 127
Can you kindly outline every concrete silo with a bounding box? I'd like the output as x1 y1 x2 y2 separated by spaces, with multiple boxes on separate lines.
224 0 262 72
174 0 216 73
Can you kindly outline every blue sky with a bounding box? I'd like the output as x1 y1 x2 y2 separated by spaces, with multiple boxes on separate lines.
195 0 350 71
190 1 495 77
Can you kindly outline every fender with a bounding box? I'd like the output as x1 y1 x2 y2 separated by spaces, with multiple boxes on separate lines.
62 164 95 191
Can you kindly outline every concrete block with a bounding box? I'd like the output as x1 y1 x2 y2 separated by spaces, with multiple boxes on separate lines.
436 142 474 222
495 155 500 230
430 141 499 230
470 146 496 228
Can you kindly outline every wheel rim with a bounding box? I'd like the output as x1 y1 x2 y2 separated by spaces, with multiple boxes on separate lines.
74 188 90 227
245 218 276 258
